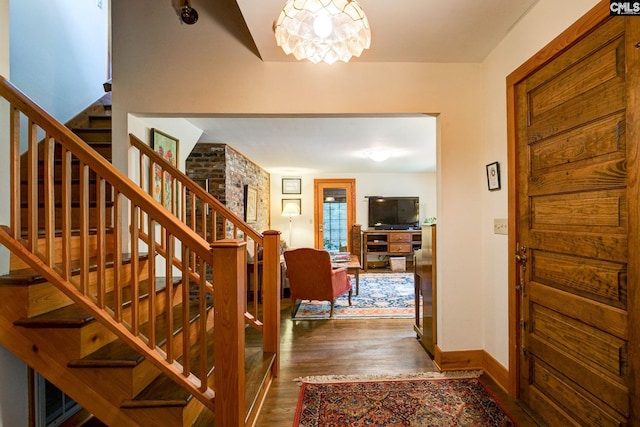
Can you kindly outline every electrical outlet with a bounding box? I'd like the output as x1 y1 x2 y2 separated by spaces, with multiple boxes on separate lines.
494 218 508 235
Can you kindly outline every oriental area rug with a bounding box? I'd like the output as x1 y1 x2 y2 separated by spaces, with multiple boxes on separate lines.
292 273 414 320
293 371 518 427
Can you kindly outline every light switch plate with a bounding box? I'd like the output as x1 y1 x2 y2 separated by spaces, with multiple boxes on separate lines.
494 218 508 235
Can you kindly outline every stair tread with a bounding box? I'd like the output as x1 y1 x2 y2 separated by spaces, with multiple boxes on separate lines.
67 279 185 367
189 350 276 427
72 128 112 143
123 336 273 413
14 276 174 328
0 252 147 286
191 409 215 426
121 327 215 408
70 336 145 367
16 302 95 327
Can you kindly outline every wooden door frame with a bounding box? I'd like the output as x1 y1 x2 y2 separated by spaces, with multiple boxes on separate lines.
505 0 613 397
313 179 356 250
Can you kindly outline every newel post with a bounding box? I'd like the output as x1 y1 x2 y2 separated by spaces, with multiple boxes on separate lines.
211 239 246 427
262 230 281 376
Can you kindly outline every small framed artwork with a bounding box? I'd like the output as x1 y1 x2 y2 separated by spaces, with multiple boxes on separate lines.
281 198 301 216
486 161 501 191
151 128 179 212
282 177 302 194
244 185 258 222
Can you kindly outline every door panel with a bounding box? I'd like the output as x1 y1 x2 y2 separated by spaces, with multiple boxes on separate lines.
515 17 632 426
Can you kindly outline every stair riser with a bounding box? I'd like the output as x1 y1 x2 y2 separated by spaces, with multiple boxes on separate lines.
123 367 214 427
10 233 115 271
20 206 114 230
20 181 113 205
121 311 215 426
74 301 210 401
26 282 74 318
31 136 112 156
89 116 112 128
119 281 185 333
72 129 112 144
0 311 139 426
30 278 183 361
21 161 111 181
22 256 149 318
122 406 197 427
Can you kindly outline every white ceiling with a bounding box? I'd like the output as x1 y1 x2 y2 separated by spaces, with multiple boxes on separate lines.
236 0 538 63
182 0 538 174
186 114 437 174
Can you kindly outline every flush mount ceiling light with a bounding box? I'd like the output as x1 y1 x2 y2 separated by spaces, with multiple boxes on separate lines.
367 150 391 162
274 0 371 65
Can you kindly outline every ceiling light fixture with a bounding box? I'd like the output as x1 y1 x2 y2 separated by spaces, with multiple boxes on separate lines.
274 0 371 65
367 150 391 162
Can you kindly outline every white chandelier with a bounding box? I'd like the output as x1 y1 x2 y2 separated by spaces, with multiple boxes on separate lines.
274 0 371 65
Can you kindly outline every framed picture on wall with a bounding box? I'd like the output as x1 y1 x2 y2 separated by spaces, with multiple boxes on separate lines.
151 128 179 212
486 161 501 191
282 178 301 194
244 185 258 222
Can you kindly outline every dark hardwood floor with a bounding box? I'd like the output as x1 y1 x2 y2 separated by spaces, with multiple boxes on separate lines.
255 298 541 426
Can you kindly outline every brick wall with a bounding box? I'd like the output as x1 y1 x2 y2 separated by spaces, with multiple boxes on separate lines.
186 143 270 233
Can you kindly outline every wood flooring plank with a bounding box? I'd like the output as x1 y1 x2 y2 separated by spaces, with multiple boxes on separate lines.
255 298 540 426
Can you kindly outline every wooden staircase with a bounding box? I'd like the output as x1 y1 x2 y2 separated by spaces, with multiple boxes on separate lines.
0 76 281 426
20 107 114 230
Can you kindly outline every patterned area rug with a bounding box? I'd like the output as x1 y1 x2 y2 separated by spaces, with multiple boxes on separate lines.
292 273 414 319
293 372 518 426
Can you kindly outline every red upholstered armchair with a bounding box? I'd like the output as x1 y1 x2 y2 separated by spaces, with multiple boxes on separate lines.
284 248 352 317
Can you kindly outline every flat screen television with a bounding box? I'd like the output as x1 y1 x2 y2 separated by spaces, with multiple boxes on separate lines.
368 196 420 230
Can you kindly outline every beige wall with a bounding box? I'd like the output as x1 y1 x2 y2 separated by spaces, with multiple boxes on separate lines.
480 0 601 367
111 0 604 364
269 172 436 249
112 0 486 351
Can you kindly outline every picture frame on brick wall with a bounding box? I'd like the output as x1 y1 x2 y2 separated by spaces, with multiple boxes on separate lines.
244 185 258 222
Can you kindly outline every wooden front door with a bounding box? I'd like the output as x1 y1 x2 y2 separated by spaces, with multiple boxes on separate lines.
313 179 356 251
512 13 639 425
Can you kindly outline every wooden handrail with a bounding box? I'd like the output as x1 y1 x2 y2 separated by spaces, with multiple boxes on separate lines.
0 75 283 424
0 76 262 425
1 78 211 258
0 75 217 411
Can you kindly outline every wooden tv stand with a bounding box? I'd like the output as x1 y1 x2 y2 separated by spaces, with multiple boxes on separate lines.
362 229 421 271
